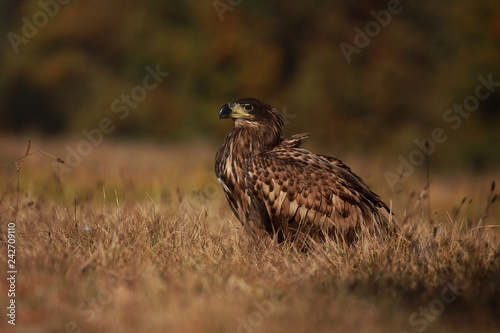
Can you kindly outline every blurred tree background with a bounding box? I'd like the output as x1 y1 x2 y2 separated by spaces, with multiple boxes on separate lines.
0 0 499 171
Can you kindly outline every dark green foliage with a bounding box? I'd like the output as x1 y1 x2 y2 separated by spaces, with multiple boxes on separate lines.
1 0 499 167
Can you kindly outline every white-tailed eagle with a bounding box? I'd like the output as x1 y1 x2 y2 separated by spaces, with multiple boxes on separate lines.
215 98 396 246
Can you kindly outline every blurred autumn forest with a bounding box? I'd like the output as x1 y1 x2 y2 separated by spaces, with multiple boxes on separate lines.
1 0 500 172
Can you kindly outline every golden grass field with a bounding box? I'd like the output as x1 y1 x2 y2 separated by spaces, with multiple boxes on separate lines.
0 137 499 333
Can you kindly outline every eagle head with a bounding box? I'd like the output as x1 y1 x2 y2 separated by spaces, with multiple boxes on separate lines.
218 98 285 135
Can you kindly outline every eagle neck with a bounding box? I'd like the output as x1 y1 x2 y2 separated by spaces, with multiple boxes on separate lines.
230 125 281 159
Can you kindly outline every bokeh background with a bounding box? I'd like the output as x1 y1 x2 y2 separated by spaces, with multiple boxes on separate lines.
1 0 500 173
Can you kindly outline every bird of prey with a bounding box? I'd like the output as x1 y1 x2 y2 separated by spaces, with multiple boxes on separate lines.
215 98 396 246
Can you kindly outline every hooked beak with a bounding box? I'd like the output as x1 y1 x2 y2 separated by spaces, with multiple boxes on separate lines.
218 103 233 120
218 102 251 120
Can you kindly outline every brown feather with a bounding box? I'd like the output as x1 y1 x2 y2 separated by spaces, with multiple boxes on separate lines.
216 98 397 246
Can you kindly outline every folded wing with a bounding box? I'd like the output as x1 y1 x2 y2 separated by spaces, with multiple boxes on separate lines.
244 146 393 243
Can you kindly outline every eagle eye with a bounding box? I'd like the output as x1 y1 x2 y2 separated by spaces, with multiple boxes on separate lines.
244 104 253 111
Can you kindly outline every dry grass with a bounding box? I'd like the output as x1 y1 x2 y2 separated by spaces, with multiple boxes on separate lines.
0 138 499 333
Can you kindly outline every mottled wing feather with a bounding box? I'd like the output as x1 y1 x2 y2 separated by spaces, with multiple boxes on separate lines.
244 147 391 242
316 154 391 213
279 133 310 149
